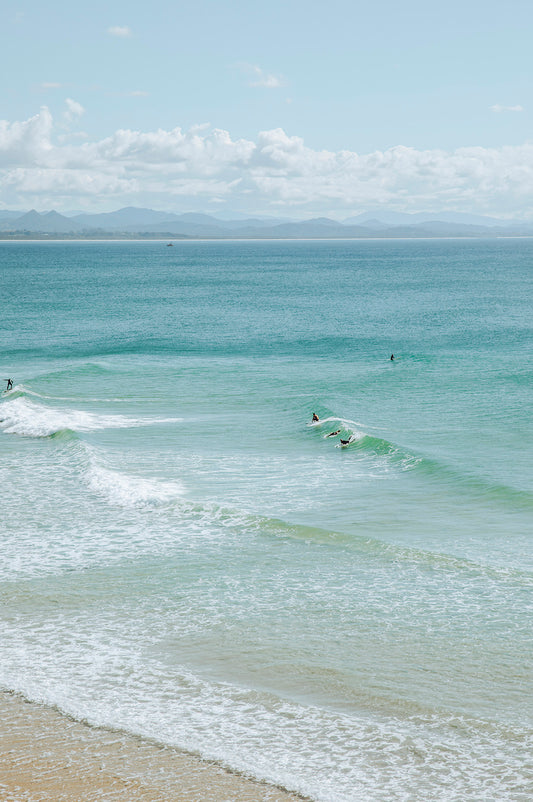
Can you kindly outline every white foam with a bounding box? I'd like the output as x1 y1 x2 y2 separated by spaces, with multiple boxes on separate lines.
86 462 184 508
23 387 124 402
309 415 367 433
2 627 530 802
0 397 181 437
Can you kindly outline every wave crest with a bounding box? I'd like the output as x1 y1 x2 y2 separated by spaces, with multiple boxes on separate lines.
85 462 184 508
0 397 181 438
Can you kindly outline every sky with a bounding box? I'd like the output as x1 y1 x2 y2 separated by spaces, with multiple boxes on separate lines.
1 0 533 219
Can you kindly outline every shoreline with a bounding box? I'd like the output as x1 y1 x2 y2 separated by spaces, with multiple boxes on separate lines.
0 690 309 802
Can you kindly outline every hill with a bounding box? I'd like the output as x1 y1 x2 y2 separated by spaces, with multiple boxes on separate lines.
1 207 532 239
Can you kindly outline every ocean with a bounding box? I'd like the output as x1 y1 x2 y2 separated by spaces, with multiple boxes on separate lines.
1 238 532 801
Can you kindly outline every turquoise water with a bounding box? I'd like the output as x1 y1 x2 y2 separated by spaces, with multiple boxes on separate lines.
1 239 532 801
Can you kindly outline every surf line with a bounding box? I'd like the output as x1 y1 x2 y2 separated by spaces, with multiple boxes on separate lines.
311 413 356 447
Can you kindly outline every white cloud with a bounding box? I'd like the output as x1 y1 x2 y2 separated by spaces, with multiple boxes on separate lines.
65 98 85 118
242 64 285 89
0 107 53 168
490 104 524 113
62 98 85 126
107 25 132 38
57 131 90 143
2 107 533 217
41 82 62 89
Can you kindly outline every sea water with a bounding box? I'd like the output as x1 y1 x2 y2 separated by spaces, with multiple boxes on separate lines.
0 238 532 801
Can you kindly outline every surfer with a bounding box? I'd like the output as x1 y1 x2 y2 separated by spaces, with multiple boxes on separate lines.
390 354 394 361
312 413 319 422
326 429 340 438
340 438 350 445
5 378 13 391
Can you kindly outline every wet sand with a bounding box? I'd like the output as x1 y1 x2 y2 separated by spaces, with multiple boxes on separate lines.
0 691 308 802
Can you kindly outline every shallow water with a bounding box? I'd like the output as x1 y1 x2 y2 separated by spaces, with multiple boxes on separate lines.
1 239 532 801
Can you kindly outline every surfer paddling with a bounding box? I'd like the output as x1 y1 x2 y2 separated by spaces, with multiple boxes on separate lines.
340 436 356 446
326 429 340 438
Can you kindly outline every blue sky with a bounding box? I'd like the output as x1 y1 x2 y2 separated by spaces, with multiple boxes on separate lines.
2 0 532 217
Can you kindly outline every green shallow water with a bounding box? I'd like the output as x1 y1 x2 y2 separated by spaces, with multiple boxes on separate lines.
1 239 532 801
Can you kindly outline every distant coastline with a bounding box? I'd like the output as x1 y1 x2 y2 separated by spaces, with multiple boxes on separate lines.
2 232 533 241
1 206 533 240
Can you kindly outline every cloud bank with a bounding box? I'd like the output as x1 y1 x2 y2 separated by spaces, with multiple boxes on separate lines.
1 105 533 217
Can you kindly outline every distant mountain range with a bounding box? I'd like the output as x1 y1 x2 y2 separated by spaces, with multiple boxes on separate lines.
0 206 532 239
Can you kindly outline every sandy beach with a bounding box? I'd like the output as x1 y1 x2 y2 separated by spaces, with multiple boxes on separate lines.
0 691 307 802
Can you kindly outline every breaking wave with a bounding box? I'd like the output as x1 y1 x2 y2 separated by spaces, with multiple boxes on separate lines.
0 396 181 438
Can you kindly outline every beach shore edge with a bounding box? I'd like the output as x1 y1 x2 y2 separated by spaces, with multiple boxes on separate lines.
0 690 309 802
